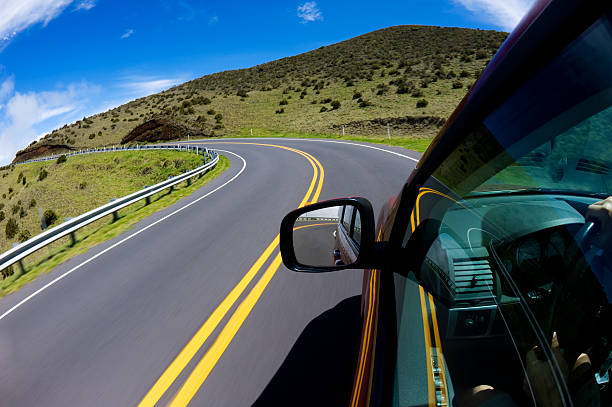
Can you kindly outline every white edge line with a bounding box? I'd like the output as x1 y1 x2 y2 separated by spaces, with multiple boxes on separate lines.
0 150 246 322
192 138 421 163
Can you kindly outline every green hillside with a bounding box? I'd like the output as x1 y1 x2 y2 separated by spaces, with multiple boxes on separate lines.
13 25 507 163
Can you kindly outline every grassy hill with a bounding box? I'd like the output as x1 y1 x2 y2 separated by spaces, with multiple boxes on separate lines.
0 150 229 295
13 25 507 162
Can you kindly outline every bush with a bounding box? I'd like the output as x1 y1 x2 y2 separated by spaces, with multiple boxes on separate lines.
56 154 67 164
452 81 463 89
214 113 223 122
1 265 14 279
275 108 285 114
22 176 26 185
460 70 470 78
43 209 58 226
411 90 423 98
5 218 18 239
236 89 248 98
352 92 362 100
207 109 216 115
17 172 23 184
321 98 332 104
19 207 26 218
29 199 36 208
396 83 411 94
358 99 373 108
330 100 341 110
279 99 288 106
320 106 328 113
79 182 87 190
416 99 429 108
89 134 95 139
11 204 19 215
0 211 4 222
18 229 31 242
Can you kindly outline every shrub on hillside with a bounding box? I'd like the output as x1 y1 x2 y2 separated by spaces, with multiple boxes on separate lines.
43 209 58 227
330 100 341 110
416 99 429 108
236 89 248 97
352 92 362 100
18 229 31 242
56 155 67 164
275 108 285 114
452 81 463 89
320 106 328 113
358 99 373 108
207 109 216 115
29 199 36 208
279 99 288 106
5 218 18 239
0 211 4 222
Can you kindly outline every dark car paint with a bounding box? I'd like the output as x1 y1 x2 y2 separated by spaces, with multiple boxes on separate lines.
350 2 612 406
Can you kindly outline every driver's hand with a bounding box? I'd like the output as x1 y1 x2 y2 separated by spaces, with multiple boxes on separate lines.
586 196 612 249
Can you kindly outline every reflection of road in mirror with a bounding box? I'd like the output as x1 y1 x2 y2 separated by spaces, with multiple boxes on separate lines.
293 221 338 267
252 296 361 407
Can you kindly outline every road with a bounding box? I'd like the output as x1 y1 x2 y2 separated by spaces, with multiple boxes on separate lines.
0 138 420 407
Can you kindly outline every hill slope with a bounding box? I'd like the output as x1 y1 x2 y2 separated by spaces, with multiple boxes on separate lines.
13 25 507 163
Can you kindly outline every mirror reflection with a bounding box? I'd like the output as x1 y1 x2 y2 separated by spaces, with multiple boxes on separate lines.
293 204 361 268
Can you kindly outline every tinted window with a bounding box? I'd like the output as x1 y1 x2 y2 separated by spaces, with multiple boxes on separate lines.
352 210 361 246
342 205 353 232
394 14 612 407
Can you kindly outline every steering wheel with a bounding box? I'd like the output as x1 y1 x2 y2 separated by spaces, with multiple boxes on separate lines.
576 220 600 253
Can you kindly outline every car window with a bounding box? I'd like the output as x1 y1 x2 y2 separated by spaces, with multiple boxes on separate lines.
342 205 353 232
393 13 612 407
352 210 361 246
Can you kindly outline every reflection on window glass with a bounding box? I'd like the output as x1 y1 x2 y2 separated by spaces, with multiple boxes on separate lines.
342 205 353 231
394 13 612 407
352 210 361 246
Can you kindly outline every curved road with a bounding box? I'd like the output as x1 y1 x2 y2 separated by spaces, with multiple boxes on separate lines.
0 139 420 407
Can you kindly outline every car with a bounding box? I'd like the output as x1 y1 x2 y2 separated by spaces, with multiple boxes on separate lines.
279 1 612 406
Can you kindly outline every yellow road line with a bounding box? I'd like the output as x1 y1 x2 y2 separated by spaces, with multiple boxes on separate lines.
293 222 336 231
350 270 375 407
138 143 323 407
169 253 283 406
428 293 449 406
419 286 436 407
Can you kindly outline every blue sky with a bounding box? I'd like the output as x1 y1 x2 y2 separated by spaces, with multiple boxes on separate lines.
0 0 533 164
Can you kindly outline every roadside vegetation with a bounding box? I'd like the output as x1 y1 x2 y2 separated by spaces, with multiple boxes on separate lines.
0 151 229 296
15 25 507 162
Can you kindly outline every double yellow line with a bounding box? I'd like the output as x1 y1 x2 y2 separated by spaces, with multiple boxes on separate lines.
138 143 324 407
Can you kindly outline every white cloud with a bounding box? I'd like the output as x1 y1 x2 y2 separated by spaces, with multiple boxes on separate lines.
0 78 100 165
74 0 95 11
0 0 75 51
297 2 322 23
121 28 134 39
119 76 184 97
208 15 219 26
452 0 533 31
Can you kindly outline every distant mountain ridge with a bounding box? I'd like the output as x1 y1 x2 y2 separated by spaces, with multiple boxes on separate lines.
13 25 507 163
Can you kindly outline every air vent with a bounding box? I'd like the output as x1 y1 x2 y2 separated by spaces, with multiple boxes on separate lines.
446 247 495 302
576 158 611 175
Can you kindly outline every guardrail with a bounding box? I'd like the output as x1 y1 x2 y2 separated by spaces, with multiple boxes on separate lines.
0 145 219 273
16 143 207 165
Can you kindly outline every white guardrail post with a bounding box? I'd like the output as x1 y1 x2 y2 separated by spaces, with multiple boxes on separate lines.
0 144 219 273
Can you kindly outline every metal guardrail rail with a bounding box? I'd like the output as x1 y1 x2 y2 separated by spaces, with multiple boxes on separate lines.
0 144 219 272
16 143 203 165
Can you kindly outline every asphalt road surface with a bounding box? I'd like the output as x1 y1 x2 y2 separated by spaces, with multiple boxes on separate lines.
0 138 420 407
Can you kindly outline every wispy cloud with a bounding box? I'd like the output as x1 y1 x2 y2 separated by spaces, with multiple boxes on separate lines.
452 0 533 31
208 15 219 26
0 77 101 165
0 0 74 51
119 76 184 97
297 2 322 23
74 0 95 11
121 28 134 39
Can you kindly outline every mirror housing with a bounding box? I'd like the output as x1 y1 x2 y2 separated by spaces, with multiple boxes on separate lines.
280 198 377 272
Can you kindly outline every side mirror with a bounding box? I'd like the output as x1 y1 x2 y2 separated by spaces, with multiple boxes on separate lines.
280 198 377 272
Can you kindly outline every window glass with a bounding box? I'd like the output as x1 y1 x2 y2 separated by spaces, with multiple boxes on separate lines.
393 14 612 407
352 210 361 246
342 205 353 232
